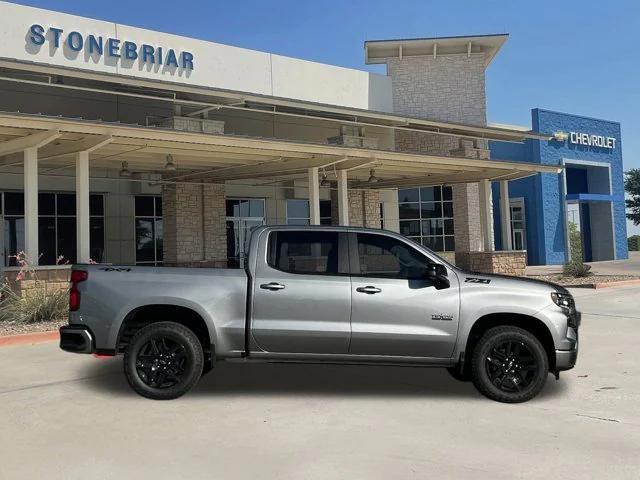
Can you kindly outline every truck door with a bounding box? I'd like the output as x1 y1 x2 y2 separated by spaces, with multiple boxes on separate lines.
250 230 351 354
349 232 460 358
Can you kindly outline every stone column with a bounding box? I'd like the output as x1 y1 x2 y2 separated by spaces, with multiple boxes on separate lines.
362 190 381 228
203 183 227 267
348 190 364 227
347 190 381 228
163 181 227 267
452 183 482 269
162 182 204 266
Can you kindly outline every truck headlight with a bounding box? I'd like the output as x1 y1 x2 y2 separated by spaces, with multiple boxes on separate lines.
551 292 579 328
551 292 574 310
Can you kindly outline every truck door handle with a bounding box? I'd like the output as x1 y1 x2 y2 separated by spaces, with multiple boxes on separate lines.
356 286 382 294
260 282 285 291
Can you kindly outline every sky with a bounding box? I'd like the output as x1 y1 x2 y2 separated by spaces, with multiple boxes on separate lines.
10 0 640 234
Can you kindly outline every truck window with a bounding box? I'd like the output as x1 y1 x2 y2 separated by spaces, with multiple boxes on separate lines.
268 231 340 275
356 233 430 279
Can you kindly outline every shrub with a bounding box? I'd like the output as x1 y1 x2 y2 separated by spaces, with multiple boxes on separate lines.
628 235 640 252
562 261 592 278
567 221 583 262
0 251 68 323
0 283 68 323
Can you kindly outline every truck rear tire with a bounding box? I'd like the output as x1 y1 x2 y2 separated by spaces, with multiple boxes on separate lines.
124 321 204 400
471 326 549 403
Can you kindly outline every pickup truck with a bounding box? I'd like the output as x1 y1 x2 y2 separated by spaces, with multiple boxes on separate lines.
60 225 579 403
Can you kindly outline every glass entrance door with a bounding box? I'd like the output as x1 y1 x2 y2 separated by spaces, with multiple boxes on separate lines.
509 199 527 251
225 199 265 268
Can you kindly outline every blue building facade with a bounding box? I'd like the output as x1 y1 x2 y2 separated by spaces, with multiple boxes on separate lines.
490 109 627 265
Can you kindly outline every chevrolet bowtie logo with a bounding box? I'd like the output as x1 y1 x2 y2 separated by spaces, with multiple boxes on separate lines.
552 131 569 142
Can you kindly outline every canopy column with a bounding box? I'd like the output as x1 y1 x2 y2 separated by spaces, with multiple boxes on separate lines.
308 167 320 225
479 179 494 251
23 147 39 264
337 169 349 226
500 180 513 250
75 150 90 263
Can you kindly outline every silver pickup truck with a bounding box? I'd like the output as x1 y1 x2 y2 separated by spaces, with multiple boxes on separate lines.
60 225 579 403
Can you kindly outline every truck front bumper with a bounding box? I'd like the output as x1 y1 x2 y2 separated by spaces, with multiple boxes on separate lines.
555 345 578 371
555 313 580 372
59 325 94 354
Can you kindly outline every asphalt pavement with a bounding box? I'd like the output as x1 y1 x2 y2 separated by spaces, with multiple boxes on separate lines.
1 286 639 479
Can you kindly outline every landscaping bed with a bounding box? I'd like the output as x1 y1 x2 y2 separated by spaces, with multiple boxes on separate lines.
0 318 66 337
527 274 640 287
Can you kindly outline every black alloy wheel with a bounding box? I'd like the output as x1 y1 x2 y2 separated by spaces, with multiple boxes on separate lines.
135 336 189 389
484 340 538 392
471 326 549 403
124 321 204 400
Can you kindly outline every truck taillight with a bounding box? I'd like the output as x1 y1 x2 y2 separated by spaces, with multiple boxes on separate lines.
69 270 88 311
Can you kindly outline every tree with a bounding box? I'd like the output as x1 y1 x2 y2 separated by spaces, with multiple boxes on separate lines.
625 169 640 225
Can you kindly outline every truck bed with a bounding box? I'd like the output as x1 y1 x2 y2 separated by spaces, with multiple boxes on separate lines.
71 265 248 355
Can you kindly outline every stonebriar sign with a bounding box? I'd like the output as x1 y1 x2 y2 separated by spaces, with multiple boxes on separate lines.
28 23 195 70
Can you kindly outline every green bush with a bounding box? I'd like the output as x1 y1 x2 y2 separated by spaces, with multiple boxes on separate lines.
628 235 640 252
567 221 583 262
562 261 592 278
0 282 68 323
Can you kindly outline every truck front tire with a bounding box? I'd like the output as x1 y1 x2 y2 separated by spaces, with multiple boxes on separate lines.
124 321 204 400
471 326 549 403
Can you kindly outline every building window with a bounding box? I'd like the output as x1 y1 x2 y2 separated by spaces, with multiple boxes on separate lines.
135 196 163 266
286 199 332 225
509 199 527 251
1 192 105 266
226 198 265 268
398 186 455 252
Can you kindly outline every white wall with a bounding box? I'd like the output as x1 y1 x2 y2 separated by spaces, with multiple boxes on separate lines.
0 1 392 112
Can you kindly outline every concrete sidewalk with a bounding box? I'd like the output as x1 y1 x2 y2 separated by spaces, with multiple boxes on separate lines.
526 251 640 276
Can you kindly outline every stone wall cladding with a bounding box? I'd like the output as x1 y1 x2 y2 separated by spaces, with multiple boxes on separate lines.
162 181 227 267
347 190 380 228
348 190 364 226
387 55 486 125
203 183 227 264
362 190 381 228
4 267 70 296
465 251 527 276
387 53 488 257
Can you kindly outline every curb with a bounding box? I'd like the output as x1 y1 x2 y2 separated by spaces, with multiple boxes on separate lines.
0 330 59 347
571 279 640 289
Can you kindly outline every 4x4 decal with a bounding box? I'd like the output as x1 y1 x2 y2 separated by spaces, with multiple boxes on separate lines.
99 267 132 272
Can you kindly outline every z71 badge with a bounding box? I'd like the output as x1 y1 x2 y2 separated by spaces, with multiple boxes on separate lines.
465 277 491 284
431 314 454 321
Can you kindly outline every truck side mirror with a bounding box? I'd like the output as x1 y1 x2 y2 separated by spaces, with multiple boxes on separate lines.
426 264 450 289
427 263 447 278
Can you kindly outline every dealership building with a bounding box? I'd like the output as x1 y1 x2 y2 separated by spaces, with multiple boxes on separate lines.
0 2 628 285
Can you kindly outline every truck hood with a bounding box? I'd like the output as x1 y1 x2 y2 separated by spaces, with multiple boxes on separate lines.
455 269 569 295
